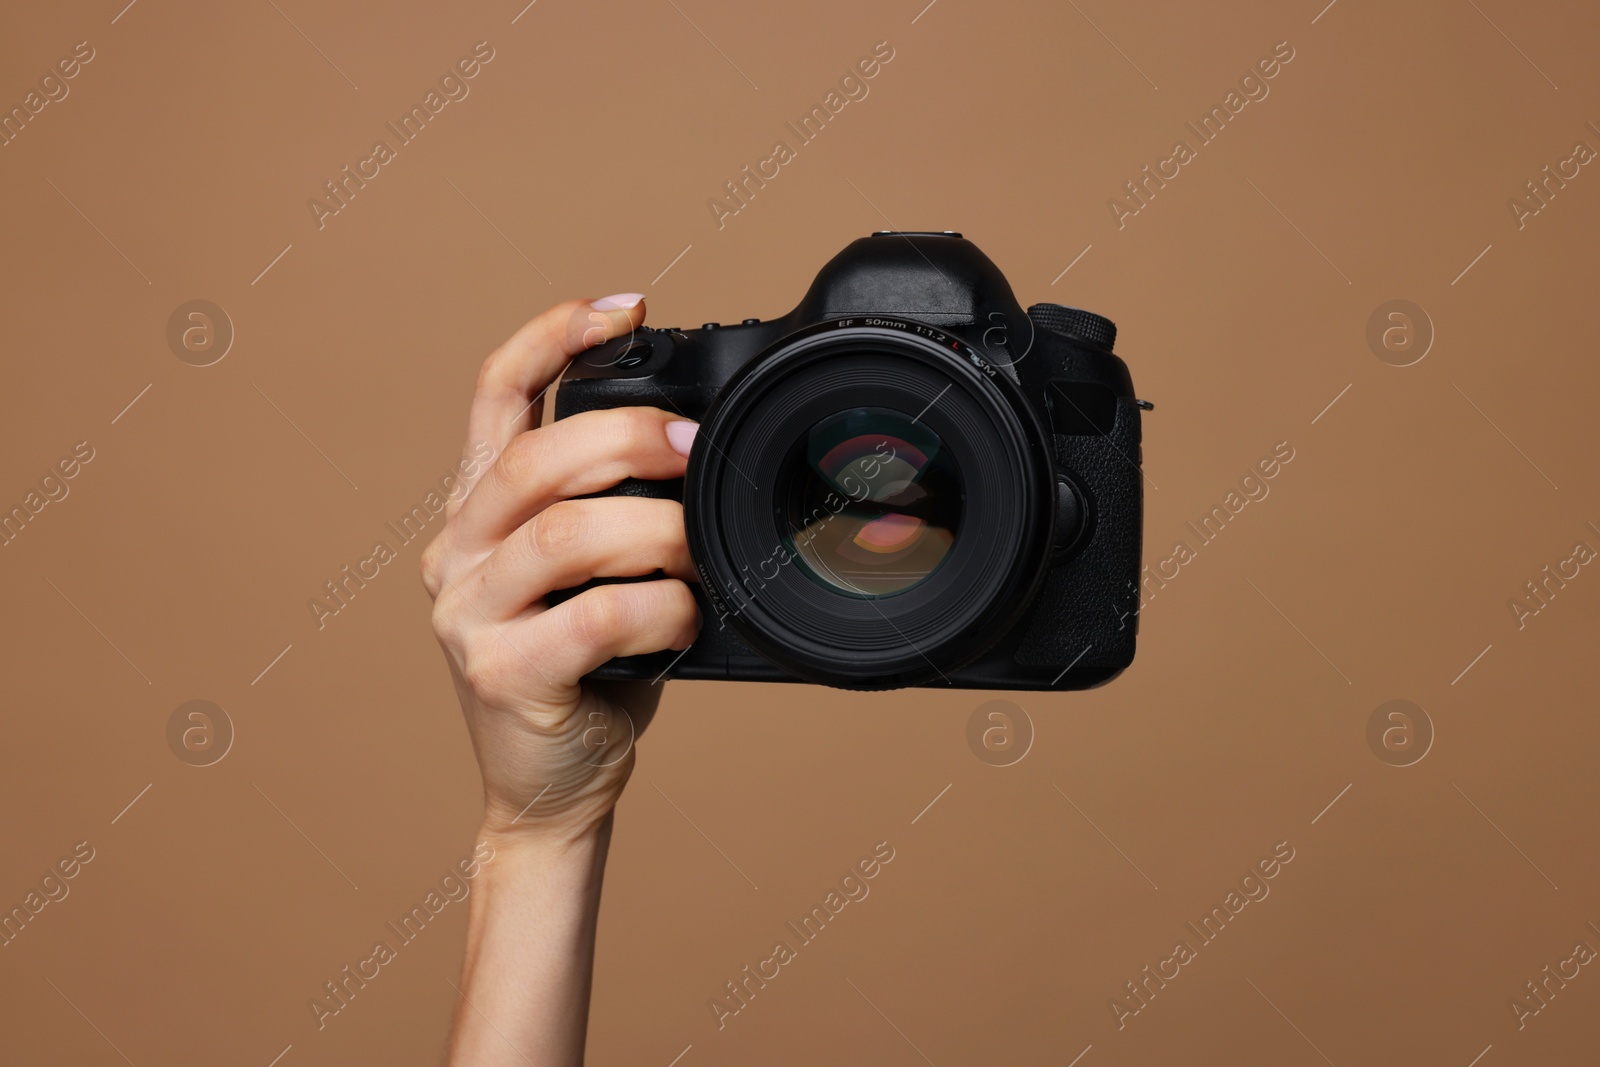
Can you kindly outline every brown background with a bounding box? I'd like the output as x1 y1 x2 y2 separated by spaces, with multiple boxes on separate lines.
3 0 1599 1064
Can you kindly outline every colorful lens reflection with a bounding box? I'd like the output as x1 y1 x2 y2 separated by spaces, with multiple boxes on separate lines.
782 408 962 596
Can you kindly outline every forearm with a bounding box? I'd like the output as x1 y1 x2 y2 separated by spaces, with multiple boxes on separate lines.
447 820 612 1066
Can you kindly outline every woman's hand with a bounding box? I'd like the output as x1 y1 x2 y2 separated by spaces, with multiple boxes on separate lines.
421 293 701 849
427 294 702 1067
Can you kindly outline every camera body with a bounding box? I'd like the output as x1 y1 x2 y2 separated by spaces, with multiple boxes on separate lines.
554 232 1145 691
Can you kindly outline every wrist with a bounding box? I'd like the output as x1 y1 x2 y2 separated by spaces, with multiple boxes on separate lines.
478 798 617 857
473 812 613 887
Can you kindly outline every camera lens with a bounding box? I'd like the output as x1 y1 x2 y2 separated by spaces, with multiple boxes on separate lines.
779 408 961 597
684 320 1055 689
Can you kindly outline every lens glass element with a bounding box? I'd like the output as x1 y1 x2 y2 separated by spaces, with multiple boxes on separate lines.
778 407 962 597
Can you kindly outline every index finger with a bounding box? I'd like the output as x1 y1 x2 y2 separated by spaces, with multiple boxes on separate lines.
456 293 646 507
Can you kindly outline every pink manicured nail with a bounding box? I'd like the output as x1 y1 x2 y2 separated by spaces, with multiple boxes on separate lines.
592 292 644 311
666 421 698 458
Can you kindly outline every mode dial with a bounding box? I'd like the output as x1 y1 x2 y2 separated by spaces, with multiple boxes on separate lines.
1029 303 1117 351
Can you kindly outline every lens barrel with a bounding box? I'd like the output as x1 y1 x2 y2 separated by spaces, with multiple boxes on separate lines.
684 319 1056 689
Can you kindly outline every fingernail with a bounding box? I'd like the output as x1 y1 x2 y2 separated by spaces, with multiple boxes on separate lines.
592 292 644 311
665 420 698 458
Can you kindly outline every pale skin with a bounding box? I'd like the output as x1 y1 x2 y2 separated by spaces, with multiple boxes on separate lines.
420 294 700 1066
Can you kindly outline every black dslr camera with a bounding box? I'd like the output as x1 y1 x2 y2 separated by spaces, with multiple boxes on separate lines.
554 232 1147 691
